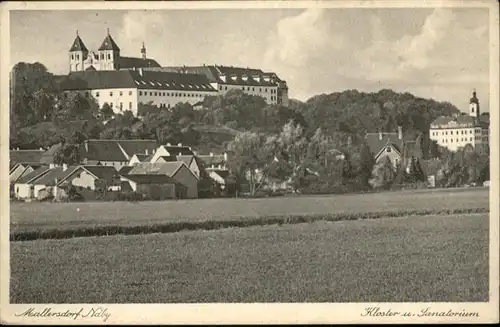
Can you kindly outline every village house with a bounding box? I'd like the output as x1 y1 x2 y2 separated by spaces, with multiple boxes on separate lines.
9 162 45 184
148 143 195 163
126 161 199 198
120 174 187 199
13 164 119 200
365 126 423 170
80 139 158 169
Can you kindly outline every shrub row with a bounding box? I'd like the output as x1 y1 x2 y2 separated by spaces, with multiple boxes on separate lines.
10 207 489 242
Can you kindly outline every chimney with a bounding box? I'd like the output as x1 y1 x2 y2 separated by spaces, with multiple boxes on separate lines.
138 67 143 76
63 163 68 172
49 163 55 169
145 149 149 155
224 152 228 161
167 143 171 146
84 140 88 153
398 126 403 140
210 152 213 156
378 131 383 140
39 147 43 151
177 143 182 146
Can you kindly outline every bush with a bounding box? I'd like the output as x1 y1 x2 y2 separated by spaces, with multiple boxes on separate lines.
117 191 145 202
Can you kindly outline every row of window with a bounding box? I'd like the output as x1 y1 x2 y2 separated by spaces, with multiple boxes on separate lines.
71 53 112 60
219 85 276 93
431 129 480 136
440 137 480 143
138 91 205 98
107 102 133 111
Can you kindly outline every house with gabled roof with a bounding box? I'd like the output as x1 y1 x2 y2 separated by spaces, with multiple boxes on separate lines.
365 126 423 170
126 161 199 198
148 143 194 163
13 164 120 200
9 162 45 184
120 174 187 199
80 139 158 170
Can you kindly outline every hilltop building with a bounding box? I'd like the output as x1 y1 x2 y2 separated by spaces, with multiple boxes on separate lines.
147 65 289 106
69 29 160 72
62 30 289 113
429 90 489 152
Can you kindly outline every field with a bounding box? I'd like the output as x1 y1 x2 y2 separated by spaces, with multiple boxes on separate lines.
10 213 489 303
10 188 489 238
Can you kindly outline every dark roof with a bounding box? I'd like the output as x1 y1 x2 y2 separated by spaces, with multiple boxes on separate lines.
10 162 44 173
176 155 194 167
162 145 194 156
210 169 230 179
98 34 120 51
118 166 134 175
85 65 96 71
119 56 161 69
32 166 80 186
69 35 88 52
148 65 285 87
430 115 480 128
60 70 217 92
15 166 51 184
128 162 185 177
365 133 407 157
121 174 180 185
9 150 44 165
82 165 118 184
157 155 177 162
81 139 158 162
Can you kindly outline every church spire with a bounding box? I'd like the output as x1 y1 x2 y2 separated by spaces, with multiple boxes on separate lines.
141 41 147 60
69 31 88 52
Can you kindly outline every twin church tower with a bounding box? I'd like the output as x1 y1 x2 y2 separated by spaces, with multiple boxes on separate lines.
68 29 160 72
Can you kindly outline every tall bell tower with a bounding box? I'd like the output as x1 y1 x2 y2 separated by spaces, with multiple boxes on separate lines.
469 89 480 118
97 29 121 71
68 30 88 72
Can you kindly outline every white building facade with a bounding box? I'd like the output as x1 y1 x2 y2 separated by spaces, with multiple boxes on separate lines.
60 69 218 115
429 90 489 152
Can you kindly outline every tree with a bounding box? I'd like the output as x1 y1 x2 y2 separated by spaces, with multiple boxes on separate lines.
53 144 81 165
369 157 396 189
408 156 425 183
101 103 114 120
227 131 274 196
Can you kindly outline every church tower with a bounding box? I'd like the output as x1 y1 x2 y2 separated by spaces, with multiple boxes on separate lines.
97 29 121 70
68 30 88 72
469 89 480 118
141 42 147 60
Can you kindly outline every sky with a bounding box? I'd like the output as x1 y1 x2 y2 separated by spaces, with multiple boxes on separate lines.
10 7 490 112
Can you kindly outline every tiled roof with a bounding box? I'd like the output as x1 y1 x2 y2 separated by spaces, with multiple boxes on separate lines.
163 145 194 156
69 35 88 52
128 162 185 177
60 70 217 92
149 65 284 87
176 155 194 167
430 115 479 128
81 139 158 162
120 57 161 69
118 166 134 175
210 169 230 179
365 133 406 157
9 150 44 165
98 34 120 51
15 166 51 184
121 174 180 185
32 166 80 186
82 165 118 184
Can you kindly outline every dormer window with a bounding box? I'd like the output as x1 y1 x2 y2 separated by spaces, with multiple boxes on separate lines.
386 147 392 153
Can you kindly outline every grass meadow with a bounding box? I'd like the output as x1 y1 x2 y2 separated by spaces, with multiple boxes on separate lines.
10 188 489 238
10 213 489 303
